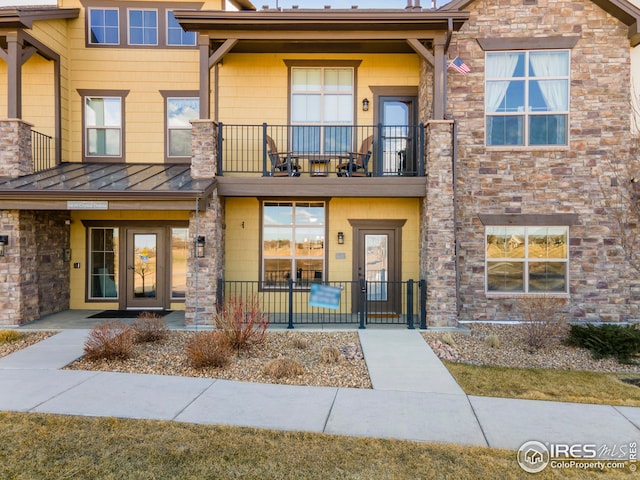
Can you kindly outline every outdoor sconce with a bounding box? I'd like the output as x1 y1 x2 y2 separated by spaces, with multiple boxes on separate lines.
362 98 370 112
0 236 7 257
337 232 344 244
196 236 205 258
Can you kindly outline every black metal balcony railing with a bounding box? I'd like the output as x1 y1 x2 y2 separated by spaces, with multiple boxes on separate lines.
31 130 55 173
218 124 425 177
217 278 427 329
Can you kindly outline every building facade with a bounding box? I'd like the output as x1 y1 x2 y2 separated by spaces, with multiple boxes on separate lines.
0 0 638 326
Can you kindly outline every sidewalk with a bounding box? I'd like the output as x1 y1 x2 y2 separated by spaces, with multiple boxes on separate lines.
0 329 639 450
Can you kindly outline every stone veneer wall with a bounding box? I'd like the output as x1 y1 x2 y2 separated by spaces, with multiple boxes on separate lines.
0 210 70 325
186 120 224 325
0 119 34 178
447 0 638 322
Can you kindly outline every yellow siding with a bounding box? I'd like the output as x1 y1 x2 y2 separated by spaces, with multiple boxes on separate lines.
218 53 420 125
69 210 190 309
224 197 420 282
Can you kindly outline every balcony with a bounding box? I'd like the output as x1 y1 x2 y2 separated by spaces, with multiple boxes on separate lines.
218 123 425 178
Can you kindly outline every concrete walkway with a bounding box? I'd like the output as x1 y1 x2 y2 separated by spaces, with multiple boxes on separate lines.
0 328 639 451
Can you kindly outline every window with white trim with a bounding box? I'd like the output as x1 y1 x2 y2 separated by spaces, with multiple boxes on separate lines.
128 9 158 46
291 67 353 154
167 97 199 158
84 96 123 158
486 226 568 293
262 202 325 287
88 8 119 45
485 50 569 146
167 10 196 46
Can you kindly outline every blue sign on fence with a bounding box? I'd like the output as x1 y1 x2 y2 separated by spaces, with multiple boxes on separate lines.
309 283 342 310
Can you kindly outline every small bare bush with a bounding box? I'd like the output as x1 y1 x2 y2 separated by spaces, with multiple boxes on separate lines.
484 334 501 349
84 322 134 361
132 312 168 343
263 358 304 379
185 331 232 369
214 296 269 350
441 332 456 347
291 335 309 350
515 295 567 350
320 346 341 364
0 330 22 343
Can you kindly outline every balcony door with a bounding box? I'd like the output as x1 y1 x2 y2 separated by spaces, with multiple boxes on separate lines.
379 96 417 175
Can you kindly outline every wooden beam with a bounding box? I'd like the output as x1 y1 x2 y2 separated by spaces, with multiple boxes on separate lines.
209 38 238 68
406 38 434 66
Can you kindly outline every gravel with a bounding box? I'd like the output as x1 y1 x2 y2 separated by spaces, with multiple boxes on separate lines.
423 323 640 374
0 331 56 359
67 330 372 389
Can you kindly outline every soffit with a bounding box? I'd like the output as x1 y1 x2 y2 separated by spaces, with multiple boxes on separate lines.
0 6 79 29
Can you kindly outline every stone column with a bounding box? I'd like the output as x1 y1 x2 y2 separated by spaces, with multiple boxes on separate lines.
421 120 458 327
0 119 34 178
186 120 224 325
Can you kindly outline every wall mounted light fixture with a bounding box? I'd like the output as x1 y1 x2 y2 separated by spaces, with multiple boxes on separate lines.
337 231 344 244
362 98 370 112
0 235 8 257
196 236 206 258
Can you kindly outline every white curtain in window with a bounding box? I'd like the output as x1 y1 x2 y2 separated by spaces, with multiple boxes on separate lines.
529 52 568 112
485 53 520 113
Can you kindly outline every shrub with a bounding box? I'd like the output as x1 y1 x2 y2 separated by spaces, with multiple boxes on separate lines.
214 296 269 351
440 332 456 347
84 322 134 361
262 358 304 379
132 312 168 343
185 331 232 369
0 330 22 343
514 295 567 350
567 323 640 364
484 334 500 349
291 335 309 350
320 346 341 364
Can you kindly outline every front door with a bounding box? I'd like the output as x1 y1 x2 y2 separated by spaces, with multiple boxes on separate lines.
379 96 418 175
351 220 404 315
125 229 165 309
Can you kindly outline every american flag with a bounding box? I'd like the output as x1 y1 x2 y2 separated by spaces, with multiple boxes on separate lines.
448 56 471 75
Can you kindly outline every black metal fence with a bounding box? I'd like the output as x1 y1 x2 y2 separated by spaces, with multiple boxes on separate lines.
31 130 55 172
217 123 425 177
217 278 427 329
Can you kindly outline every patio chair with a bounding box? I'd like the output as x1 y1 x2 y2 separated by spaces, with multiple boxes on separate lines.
266 136 301 177
336 136 373 177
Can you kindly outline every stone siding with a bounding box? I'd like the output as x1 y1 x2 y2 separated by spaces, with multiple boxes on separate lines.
446 0 638 322
0 119 34 178
0 210 70 325
186 119 224 325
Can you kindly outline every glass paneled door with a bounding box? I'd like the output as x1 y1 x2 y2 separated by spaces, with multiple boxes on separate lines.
379 96 417 175
126 229 165 309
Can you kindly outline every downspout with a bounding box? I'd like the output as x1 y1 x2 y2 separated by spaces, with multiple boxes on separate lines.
452 119 461 316
194 196 200 330
214 63 219 123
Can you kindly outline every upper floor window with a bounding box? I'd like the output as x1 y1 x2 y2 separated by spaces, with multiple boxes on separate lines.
166 96 199 158
89 8 119 45
291 67 354 155
486 226 568 294
79 89 128 161
128 9 158 46
485 50 569 147
167 11 196 46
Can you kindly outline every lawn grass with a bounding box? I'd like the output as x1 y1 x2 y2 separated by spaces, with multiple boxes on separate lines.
0 412 632 479
444 361 640 406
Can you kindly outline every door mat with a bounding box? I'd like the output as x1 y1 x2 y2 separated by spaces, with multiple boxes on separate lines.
88 310 173 319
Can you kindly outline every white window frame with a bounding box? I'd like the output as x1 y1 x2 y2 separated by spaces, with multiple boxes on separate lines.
88 7 120 45
88 227 119 300
166 96 199 159
485 225 569 294
83 95 124 159
127 8 158 46
485 50 570 147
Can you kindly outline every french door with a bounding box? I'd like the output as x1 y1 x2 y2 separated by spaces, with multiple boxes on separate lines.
125 228 165 309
